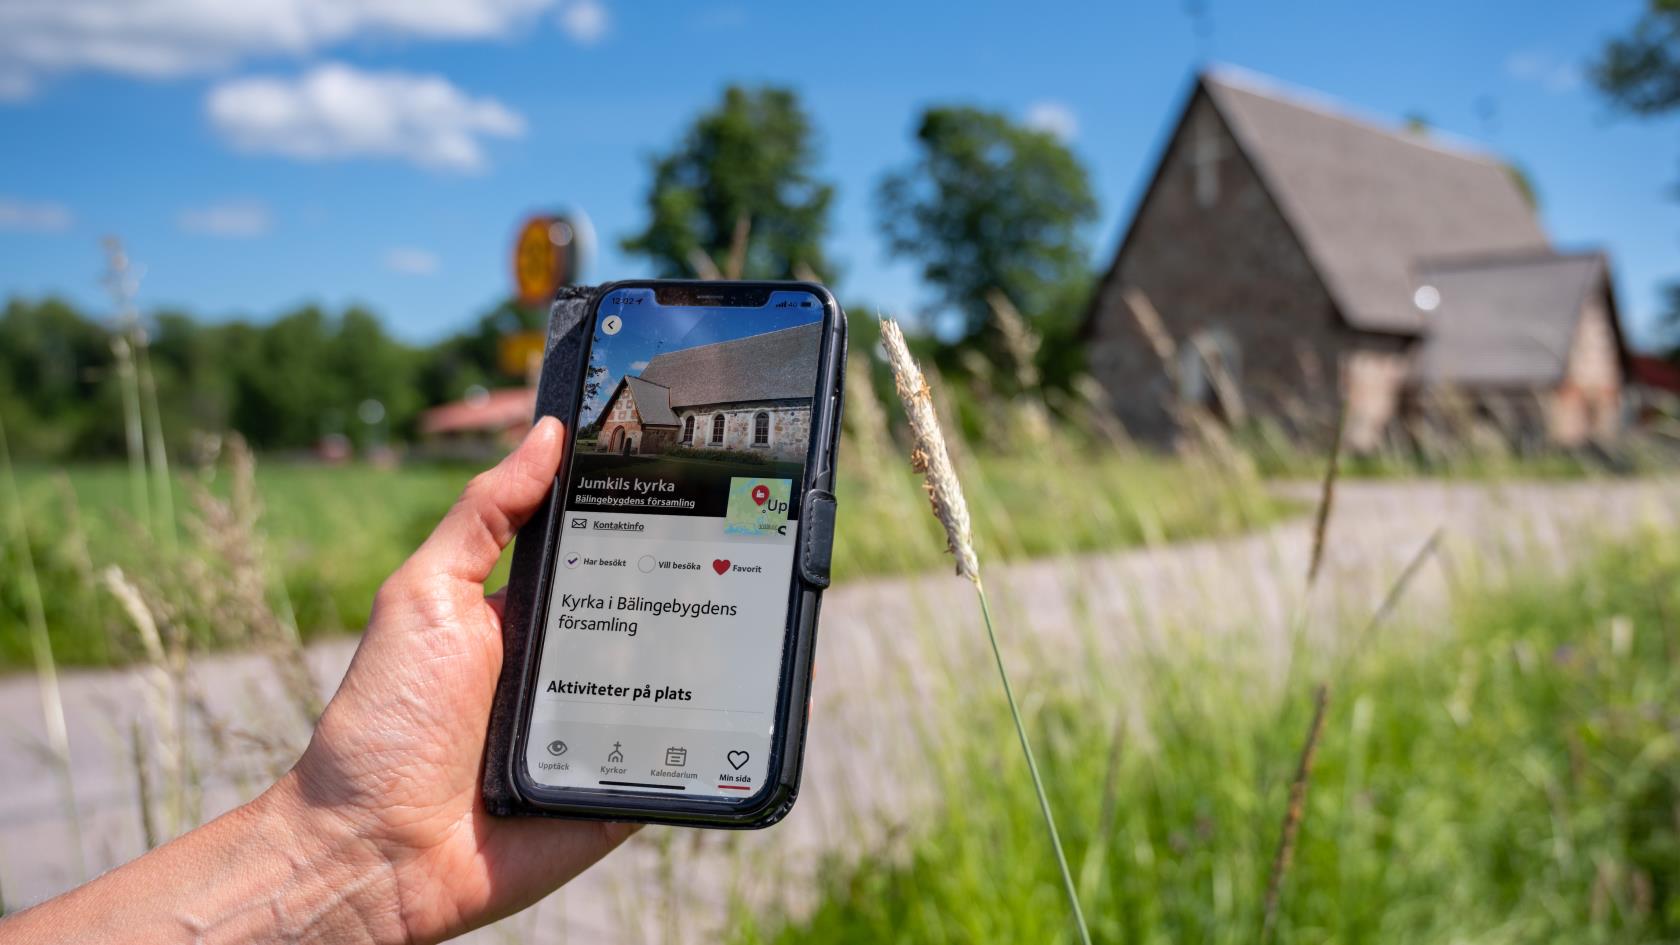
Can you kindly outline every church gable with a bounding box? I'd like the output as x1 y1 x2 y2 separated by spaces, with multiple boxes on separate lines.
602 380 639 424
1085 83 1343 438
1082 66 1627 448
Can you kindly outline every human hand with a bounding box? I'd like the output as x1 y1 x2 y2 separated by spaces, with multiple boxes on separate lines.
272 417 635 943
0 418 632 945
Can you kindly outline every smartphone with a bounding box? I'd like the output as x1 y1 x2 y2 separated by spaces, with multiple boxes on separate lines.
507 280 845 828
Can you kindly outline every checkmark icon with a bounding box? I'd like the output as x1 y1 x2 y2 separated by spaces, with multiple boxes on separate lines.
565 552 581 568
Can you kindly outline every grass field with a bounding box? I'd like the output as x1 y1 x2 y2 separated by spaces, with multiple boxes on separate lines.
1 461 475 668
729 532 1680 944
0 436 1288 670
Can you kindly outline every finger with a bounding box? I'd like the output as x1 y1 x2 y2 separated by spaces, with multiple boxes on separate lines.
414 417 565 584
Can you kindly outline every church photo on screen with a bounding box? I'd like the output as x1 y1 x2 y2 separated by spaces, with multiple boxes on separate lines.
593 322 820 463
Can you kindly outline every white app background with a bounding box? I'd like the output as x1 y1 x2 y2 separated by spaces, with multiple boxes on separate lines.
525 509 797 799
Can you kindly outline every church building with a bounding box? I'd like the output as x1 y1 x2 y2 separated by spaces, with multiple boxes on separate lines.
1081 67 1629 449
595 322 818 461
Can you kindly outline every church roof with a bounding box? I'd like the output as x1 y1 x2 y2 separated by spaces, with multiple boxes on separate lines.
1410 251 1609 387
1201 67 1551 335
622 375 680 426
638 322 823 408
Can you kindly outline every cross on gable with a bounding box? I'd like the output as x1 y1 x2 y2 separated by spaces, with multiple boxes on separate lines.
1190 110 1225 208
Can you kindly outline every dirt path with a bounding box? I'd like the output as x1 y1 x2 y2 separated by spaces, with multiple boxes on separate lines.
2 477 1676 941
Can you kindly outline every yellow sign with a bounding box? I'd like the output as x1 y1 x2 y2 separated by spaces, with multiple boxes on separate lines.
498 330 548 378
513 215 570 306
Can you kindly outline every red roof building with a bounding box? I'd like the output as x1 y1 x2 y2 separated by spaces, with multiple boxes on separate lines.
419 387 537 456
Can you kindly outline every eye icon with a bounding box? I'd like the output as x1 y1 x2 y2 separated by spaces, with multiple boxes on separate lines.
546 740 568 757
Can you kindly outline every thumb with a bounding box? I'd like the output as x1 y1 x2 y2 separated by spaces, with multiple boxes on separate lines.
413 417 565 584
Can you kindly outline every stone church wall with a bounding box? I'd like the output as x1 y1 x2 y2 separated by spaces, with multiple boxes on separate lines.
677 401 811 462
1085 91 1357 443
1548 290 1623 445
597 386 645 453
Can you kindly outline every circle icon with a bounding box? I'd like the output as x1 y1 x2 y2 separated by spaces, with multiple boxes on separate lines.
546 740 568 757
601 315 623 335
638 554 656 573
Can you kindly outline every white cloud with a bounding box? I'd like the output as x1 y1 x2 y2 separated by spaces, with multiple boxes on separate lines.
1025 100 1078 142
383 246 439 275
1505 50 1581 93
557 0 608 44
206 63 525 172
628 359 649 372
0 0 557 98
0 197 73 232
178 200 271 237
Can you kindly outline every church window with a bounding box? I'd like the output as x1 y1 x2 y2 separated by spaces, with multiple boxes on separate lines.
753 411 770 446
711 414 725 445
682 415 695 444
1179 328 1243 420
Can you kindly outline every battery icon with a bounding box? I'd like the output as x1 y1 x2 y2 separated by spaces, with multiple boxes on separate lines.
800 301 812 307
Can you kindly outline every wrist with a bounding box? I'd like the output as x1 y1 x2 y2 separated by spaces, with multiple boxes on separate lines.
0 774 409 945
234 773 409 945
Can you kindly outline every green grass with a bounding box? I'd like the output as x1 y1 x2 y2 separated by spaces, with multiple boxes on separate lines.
1242 420 1680 481
730 533 1680 944
1 462 477 668
0 444 1287 671
832 446 1285 579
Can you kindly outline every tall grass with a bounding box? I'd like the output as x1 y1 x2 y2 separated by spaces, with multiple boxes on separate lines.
0 414 84 881
731 529 1680 944
879 318 1091 945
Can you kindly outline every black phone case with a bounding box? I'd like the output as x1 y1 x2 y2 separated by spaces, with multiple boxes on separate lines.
481 283 844 829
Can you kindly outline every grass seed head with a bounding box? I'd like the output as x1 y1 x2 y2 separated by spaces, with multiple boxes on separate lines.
880 318 980 582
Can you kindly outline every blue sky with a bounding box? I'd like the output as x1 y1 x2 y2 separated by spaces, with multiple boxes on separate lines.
1 0 1676 350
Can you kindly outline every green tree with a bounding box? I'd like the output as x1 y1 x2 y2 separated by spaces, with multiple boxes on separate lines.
1594 0 1680 353
0 296 119 456
0 292 547 460
1593 0 1680 115
622 85 835 281
225 305 424 449
417 297 546 408
876 106 1098 351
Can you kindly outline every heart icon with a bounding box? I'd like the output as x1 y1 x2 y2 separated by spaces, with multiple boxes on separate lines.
751 484 769 506
727 750 749 770
712 559 730 575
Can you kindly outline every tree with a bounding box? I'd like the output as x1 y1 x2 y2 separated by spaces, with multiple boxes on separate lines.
876 106 1098 350
1594 0 1680 355
1593 1 1680 115
0 296 119 456
622 85 835 281
417 297 545 409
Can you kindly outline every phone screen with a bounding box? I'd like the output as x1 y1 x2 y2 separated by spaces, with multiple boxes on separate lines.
523 286 829 802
